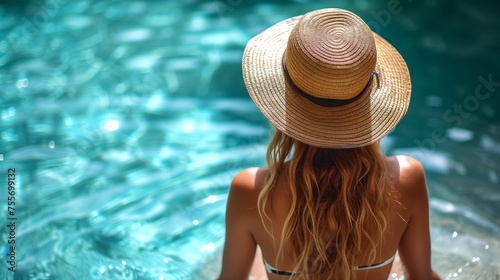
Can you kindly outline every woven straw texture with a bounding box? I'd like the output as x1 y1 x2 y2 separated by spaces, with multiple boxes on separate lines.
242 8 411 148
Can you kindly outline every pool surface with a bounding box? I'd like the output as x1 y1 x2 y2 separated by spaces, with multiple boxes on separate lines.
0 0 499 279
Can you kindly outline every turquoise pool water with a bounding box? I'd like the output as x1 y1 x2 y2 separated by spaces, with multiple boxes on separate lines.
0 0 499 279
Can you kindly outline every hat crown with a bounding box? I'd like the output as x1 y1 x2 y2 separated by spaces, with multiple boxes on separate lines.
285 9 377 100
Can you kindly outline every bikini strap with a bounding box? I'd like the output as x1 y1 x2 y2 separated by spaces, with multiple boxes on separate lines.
263 258 296 276
353 253 396 271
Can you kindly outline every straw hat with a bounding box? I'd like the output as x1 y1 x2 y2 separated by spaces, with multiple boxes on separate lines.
242 8 411 148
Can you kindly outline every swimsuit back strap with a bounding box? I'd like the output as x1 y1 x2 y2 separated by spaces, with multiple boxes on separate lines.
263 258 296 276
353 253 396 271
263 253 396 275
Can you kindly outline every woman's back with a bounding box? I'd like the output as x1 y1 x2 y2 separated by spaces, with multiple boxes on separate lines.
218 155 437 280
218 8 439 280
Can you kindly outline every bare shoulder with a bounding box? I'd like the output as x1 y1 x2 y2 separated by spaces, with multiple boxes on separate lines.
396 155 426 187
231 167 268 192
387 155 428 205
227 167 268 215
395 155 424 175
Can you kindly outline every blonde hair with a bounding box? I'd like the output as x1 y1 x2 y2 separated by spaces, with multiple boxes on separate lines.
257 130 389 280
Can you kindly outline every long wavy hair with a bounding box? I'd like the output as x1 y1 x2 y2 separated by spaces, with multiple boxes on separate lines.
257 129 390 280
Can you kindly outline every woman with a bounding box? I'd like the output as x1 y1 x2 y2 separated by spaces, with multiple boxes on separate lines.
218 8 441 280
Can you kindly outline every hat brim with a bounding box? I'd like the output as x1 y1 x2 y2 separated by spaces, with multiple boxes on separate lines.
242 16 411 148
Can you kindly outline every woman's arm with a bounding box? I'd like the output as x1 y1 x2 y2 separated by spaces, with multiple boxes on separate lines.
218 169 260 280
397 157 440 280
